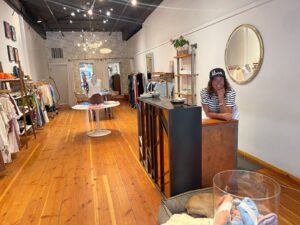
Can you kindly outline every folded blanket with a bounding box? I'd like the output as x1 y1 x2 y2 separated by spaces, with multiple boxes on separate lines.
162 213 213 225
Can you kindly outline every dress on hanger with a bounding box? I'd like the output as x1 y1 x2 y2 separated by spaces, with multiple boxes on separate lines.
87 78 101 98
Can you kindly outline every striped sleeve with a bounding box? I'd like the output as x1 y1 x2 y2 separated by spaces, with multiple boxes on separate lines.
225 89 236 106
200 88 209 104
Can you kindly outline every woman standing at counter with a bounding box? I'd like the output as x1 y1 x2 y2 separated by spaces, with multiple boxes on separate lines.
201 68 239 121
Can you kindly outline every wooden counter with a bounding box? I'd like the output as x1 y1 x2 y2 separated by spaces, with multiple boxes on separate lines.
201 118 238 187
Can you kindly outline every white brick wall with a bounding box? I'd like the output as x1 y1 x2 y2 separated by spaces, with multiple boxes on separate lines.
45 31 132 94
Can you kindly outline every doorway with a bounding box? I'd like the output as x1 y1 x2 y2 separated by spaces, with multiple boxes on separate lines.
49 64 69 106
108 62 121 94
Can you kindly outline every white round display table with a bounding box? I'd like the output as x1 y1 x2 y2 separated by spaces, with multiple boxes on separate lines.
72 101 120 137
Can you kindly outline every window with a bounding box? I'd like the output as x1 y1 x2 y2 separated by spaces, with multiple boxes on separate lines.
80 63 93 92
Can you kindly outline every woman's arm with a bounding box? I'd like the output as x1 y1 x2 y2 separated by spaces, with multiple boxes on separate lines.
217 88 232 113
202 104 232 121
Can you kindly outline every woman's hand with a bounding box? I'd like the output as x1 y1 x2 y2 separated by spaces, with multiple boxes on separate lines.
220 113 232 121
217 88 225 98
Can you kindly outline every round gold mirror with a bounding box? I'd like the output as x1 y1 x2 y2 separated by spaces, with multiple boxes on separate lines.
225 24 264 84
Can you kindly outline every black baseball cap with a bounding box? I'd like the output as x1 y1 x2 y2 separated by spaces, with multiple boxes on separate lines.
209 68 226 80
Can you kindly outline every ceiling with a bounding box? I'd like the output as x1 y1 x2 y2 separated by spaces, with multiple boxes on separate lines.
5 0 163 40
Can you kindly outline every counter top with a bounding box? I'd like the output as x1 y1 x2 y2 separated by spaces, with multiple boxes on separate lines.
202 118 238 126
138 97 200 110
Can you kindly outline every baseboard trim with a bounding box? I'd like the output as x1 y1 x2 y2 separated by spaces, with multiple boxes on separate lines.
238 149 300 184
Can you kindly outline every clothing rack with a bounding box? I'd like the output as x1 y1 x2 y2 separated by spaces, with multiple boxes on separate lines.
150 72 174 98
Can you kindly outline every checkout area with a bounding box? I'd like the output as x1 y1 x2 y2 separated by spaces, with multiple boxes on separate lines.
137 97 238 197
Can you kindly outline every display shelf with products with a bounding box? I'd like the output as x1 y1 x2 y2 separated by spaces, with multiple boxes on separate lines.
175 43 197 105
0 63 36 147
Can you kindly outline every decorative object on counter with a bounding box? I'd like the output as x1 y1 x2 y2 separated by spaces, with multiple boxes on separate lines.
170 97 185 106
10 25 16 41
3 21 11 39
7 46 15 62
171 35 190 56
225 24 264 84
151 91 160 98
13 48 19 62
213 170 280 225
139 93 152 98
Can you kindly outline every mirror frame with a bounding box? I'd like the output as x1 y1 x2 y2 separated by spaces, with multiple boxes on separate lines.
225 24 264 84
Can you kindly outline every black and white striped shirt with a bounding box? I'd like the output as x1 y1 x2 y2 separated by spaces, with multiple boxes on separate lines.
200 88 236 113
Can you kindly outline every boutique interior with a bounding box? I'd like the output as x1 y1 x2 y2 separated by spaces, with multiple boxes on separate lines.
0 0 299 224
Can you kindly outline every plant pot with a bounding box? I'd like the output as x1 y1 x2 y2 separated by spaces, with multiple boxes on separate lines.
176 45 189 56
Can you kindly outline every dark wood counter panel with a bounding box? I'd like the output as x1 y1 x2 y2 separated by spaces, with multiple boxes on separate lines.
137 97 238 196
137 97 202 197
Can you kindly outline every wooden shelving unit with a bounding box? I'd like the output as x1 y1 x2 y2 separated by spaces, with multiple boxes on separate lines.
0 63 36 147
175 43 197 105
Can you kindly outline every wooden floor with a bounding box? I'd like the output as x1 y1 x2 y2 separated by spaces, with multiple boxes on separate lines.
0 101 299 225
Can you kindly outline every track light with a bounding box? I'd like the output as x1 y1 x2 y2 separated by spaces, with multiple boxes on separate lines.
131 0 137 6
71 12 75 16
106 11 111 16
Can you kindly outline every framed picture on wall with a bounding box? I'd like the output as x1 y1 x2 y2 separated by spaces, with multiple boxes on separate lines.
4 21 11 39
7 46 15 61
13 48 19 62
10 25 16 41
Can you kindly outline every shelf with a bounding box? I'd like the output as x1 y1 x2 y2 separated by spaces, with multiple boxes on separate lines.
0 78 20 82
174 54 192 59
174 92 193 97
175 74 192 77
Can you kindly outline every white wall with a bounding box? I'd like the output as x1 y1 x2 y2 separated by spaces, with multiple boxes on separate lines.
0 1 48 81
126 0 300 178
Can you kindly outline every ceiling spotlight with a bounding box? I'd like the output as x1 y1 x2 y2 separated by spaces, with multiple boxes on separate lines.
37 20 42 23
77 9 80 13
80 34 83 37
71 12 75 16
99 9 102 13
92 51 95 54
131 0 137 6
104 39 107 42
106 11 111 16
83 47 87 51
63 6 66 10
77 43 81 47
70 20 73 23
103 20 106 24
88 9 93 15
110 8 113 11
83 13 87 17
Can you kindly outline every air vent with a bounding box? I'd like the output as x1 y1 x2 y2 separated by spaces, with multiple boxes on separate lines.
51 48 63 59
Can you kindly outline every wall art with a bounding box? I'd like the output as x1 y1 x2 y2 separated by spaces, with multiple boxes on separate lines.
10 25 16 41
4 21 11 39
13 48 19 62
7 46 15 61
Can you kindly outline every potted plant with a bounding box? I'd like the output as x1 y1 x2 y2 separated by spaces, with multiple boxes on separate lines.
170 36 190 56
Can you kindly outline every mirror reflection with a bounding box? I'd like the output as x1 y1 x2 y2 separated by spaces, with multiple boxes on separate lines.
225 24 264 84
